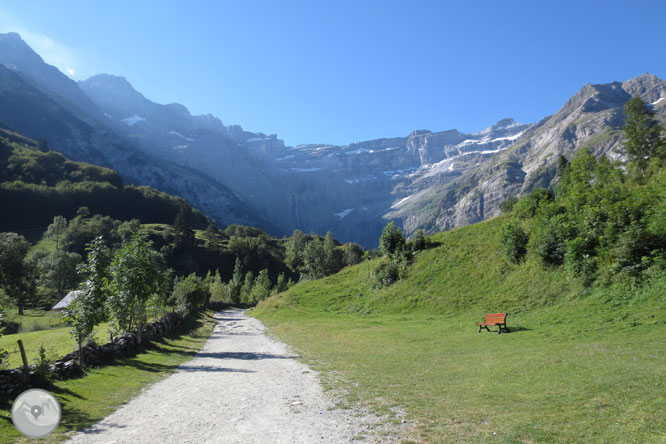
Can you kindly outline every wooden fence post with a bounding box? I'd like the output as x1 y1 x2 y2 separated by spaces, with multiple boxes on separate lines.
17 340 29 383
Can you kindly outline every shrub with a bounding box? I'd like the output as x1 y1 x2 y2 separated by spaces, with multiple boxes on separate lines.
499 221 528 263
411 229 428 252
172 273 210 309
379 222 406 257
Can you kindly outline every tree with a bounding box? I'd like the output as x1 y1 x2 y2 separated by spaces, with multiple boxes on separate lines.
499 221 529 263
411 229 428 252
0 232 35 314
65 237 109 365
242 271 255 303
37 249 81 304
250 269 272 302
107 231 171 343
379 222 406 258
44 215 67 249
275 273 288 293
323 231 343 275
343 242 364 266
285 230 307 273
301 238 328 279
624 96 662 174
174 201 195 249
227 258 243 304
172 273 210 309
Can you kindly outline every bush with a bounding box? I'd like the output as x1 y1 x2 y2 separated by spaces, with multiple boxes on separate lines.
379 222 406 257
172 273 210 309
513 188 554 219
32 345 54 383
411 229 428 252
499 221 528 263
373 260 401 288
534 214 571 266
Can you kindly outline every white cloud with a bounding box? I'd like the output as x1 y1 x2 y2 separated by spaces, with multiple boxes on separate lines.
0 9 79 78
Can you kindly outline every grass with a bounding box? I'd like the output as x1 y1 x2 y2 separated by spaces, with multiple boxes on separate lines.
2 309 68 333
0 321 110 369
254 216 666 443
0 310 217 443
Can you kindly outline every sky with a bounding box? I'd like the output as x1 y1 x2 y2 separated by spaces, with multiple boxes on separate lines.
0 0 665 146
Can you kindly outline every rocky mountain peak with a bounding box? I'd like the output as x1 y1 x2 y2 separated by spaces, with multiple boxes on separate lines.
622 72 666 103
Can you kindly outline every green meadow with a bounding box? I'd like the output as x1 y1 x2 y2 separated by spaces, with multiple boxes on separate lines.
255 217 666 443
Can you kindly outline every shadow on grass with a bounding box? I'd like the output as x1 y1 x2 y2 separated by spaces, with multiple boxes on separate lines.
59 404 97 432
507 326 530 333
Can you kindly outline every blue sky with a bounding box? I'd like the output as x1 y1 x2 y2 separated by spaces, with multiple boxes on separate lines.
1 0 665 146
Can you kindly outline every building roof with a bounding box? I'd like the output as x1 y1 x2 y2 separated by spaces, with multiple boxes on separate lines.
52 290 82 310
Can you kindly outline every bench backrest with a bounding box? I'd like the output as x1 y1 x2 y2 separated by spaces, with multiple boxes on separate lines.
484 313 507 324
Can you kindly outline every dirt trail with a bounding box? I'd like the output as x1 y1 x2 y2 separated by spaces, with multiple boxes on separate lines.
65 309 387 443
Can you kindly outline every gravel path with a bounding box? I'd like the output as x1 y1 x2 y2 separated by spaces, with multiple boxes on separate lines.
65 310 384 444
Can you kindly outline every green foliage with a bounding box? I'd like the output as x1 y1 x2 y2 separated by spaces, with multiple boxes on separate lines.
500 196 519 213
512 188 553 219
379 222 406 258
32 345 54 383
0 232 35 314
107 231 171 341
65 237 110 363
410 229 428 252
250 269 272 302
499 221 528 263
301 238 328 280
174 201 195 250
533 213 570 266
208 271 227 303
227 258 243 304
275 273 288 294
44 215 67 248
623 96 663 173
172 273 210 309
342 242 364 266
242 271 255 304
36 249 81 305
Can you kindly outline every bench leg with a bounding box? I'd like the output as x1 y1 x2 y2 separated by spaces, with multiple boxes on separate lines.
478 326 482 333
497 325 502 334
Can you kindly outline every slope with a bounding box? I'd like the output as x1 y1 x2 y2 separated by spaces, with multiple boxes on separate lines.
254 215 666 443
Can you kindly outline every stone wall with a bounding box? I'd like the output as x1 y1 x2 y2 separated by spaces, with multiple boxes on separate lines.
0 306 194 400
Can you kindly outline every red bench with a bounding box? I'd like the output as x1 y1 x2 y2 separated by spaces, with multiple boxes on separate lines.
477 313 509 334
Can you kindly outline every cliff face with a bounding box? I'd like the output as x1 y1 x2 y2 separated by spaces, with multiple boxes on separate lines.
395 74 666 235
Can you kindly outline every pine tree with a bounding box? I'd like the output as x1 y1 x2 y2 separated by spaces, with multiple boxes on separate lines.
174 201 195 249
624 96 662 174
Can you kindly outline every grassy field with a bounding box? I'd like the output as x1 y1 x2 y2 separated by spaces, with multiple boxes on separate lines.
0 310 217 443
2 309 68 333
255 217 666 443
0 321 110 369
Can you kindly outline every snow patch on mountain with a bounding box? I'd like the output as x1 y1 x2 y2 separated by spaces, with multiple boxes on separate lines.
169 131 195 141
121 115 146 126
334 208 354 219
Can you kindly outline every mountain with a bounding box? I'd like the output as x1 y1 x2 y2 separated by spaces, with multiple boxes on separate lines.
77 70 666 246
79 72 531 246
0 32 273 232
388 73 666 235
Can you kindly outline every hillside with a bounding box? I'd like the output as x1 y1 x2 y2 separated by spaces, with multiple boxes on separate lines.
0 127 208 232
255 214 666 443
